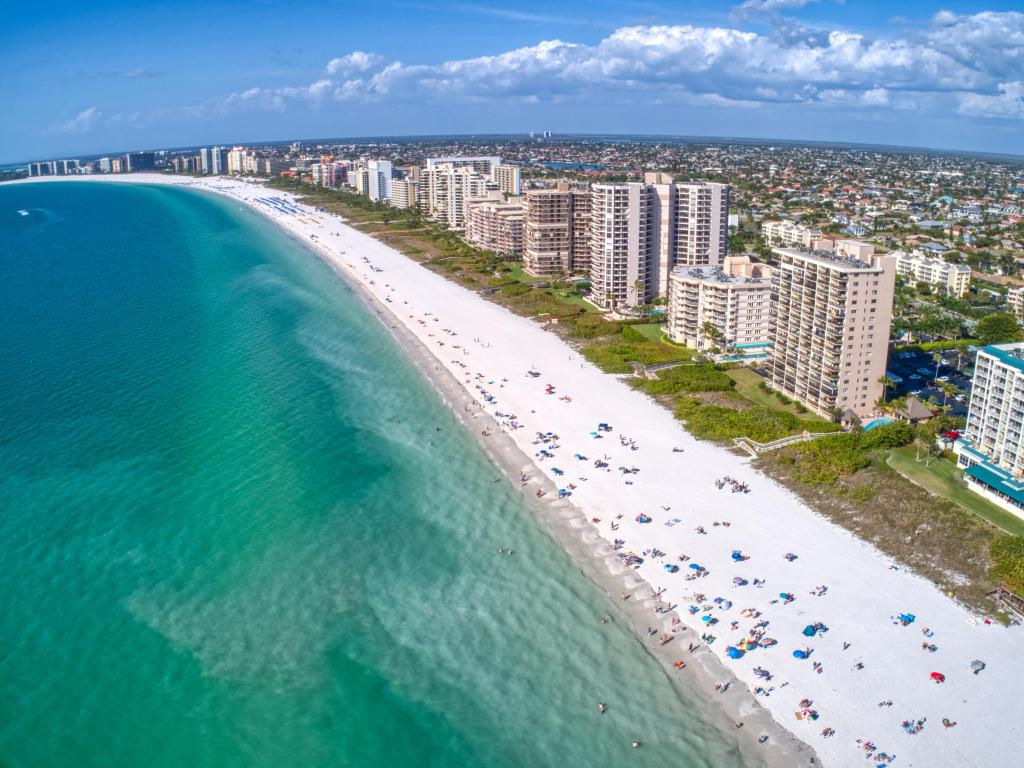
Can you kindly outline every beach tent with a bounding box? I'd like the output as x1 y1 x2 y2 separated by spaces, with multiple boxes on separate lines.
688 563 704 571
726 646 744 659
930 672 946 683
898 613 916 625
731 550 746 562
802 625 817 637
733 577 748 586
664 564 679 573
792 649 811 659
970 660 986 674
636 514 652 524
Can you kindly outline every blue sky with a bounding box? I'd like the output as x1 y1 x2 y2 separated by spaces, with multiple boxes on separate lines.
2 0 1023 163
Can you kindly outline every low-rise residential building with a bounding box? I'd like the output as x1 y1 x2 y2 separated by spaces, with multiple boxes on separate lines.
1007 286 1024 323
953 343 1024 519
894 250 972 297
464 193 524 258
766 241 896 418
666 255 772 360
761 220 823 248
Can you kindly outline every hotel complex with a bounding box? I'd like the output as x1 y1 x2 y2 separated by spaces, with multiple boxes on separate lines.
954 343 1024 519
766 241 896 418
666 255 772 358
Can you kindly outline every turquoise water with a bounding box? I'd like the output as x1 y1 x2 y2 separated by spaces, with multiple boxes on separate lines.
863 418 895 431
0 182 746 768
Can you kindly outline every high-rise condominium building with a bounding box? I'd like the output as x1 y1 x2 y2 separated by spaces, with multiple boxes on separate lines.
673 181 730 268
766 240 896 418
893 250 972 297
587 177 730 310
762 221 824 248
126 152 156 173
425 156 500 174
952 343 1024 518
464 193 524 258
420 162 491 229
367 159 392 202
389 179 419 210
227 147 246 175
589 183 654 309
210 147 223 175
522 184 591 277
199 148 211 174
492 164 522 196
666 255 772 359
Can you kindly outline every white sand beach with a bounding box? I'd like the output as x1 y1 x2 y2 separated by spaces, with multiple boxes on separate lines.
21 174 1023 767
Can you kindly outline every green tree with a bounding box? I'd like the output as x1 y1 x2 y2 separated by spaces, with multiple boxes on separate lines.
976 312 1023 346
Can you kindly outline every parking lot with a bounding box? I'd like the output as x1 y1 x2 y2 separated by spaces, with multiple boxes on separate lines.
887 347 973 418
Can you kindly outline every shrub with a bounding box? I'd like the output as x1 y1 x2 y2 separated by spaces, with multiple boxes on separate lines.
674 398 838 444
634 364 734 395
860 421 915 449
793 434 870 485
990 535 1024 594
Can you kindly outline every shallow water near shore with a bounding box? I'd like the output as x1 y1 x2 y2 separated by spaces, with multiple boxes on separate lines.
0 182 755 767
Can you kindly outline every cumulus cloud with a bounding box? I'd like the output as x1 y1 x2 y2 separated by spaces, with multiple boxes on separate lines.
168 13 1024 122
60 107 102 132
959 81 1024 118
325 51 384 76
734 0 819 16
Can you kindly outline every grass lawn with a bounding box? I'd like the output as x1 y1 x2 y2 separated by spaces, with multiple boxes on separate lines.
630 322 669 342
727 367 833 424
887 445 1024 536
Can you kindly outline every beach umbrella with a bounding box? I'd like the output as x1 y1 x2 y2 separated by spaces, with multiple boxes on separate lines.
726 646 744 659
636 514 652 524
970 660 986 674
688 563 704 570
664 564 679 573
792 649 810 659
701 614 714 623
733 577 748 586
802 625 817 637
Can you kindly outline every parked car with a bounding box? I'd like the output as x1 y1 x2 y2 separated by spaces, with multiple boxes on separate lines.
937 376 950 382
911 389 923 396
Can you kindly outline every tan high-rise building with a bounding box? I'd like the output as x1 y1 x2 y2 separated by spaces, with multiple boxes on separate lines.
766 241 896 418
667 255 773 358
673 181 730 267
389 179 419 210
492 164 522 196
589 183 654 310
522 184 591 277
465 193 524 258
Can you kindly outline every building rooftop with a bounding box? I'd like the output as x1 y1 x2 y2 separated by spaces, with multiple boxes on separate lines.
670 264 771 286
772 246 876 271
981 342 1024 373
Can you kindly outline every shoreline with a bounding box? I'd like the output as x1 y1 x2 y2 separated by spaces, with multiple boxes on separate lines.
11 175 1020 768
326 238 817 768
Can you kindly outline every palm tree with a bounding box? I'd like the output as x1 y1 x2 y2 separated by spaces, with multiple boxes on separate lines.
878 375 895 405
700 321 722 350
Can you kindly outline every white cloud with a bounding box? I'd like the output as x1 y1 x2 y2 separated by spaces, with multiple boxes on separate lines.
734 0 818 15
60 107 102 132
958 81 1024 119
166 12 1024 122
325 51 384 76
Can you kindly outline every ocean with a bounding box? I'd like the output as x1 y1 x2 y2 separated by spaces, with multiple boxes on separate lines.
0 182 746 767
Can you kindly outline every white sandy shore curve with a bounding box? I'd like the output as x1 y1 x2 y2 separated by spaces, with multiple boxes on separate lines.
14 175 1022 768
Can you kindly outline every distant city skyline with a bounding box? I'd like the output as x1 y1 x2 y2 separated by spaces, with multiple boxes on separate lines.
3 0 1024 163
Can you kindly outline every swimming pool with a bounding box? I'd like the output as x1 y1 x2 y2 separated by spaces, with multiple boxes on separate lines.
863 417 895 431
